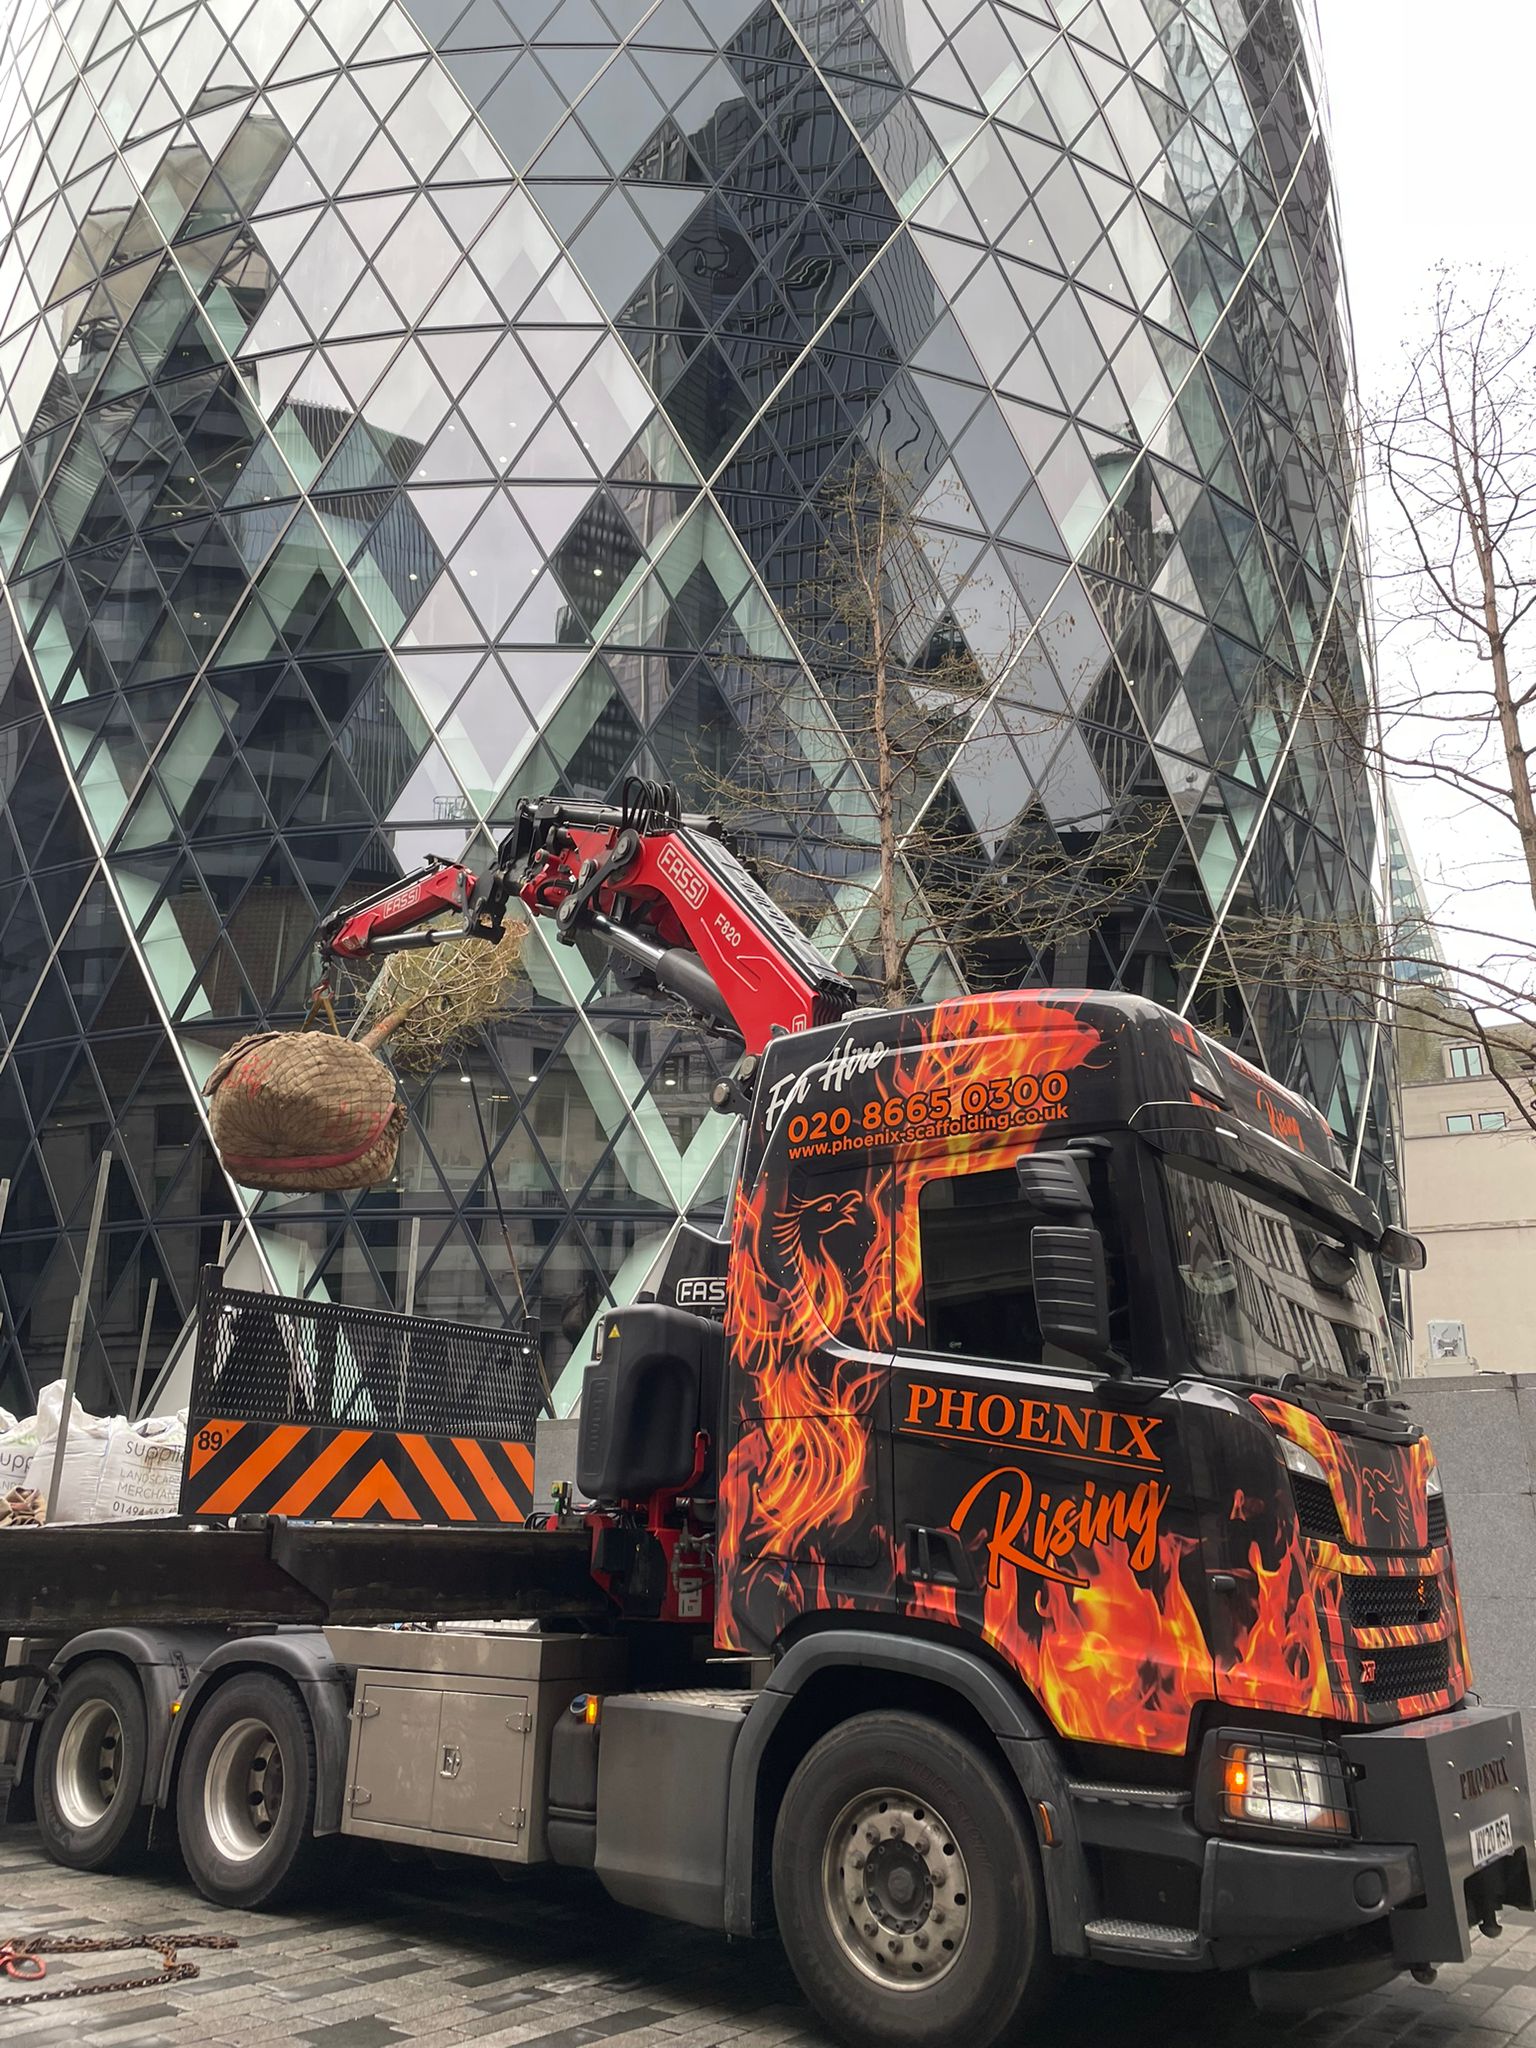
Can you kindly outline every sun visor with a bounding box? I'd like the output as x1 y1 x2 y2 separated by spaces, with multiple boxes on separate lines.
1129 1101 1383 1246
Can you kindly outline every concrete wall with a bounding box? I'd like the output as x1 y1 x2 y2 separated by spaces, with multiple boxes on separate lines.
1404 1373 1536 1781
1402 1076 1536 1376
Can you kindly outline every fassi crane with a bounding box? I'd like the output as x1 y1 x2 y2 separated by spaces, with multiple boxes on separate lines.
316 777 858 1062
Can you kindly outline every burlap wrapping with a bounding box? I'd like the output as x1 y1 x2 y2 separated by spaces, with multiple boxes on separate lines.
203 1030 405 1192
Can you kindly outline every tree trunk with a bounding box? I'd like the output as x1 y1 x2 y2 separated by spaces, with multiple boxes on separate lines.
1476 540 1536 919
360 1003 421 1052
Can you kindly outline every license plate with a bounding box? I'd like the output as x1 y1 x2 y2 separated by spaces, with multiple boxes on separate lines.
1471 1814 1515 1869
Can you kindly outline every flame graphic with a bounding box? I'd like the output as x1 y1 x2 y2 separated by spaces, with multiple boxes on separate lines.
718 996 1105 1657
1232 1396 1469 1722
1218 1540 1339 1717
718 1176 887 1595
892 997 1104 1333
715 996 1469 1748
1028 1532 1210 1751
1250 1393 1430 1552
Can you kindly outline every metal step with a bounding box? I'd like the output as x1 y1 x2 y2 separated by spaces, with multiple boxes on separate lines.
1068 1781 1192 1810
1085 1918 1205 1960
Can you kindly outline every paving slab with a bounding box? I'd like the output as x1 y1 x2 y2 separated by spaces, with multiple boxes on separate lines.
3 1825 1536 2047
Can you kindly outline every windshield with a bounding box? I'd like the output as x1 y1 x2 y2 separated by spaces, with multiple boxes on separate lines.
1162 1157 1396 1388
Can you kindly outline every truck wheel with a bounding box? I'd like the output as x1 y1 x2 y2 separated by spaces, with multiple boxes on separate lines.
176 1673 328 1909
33 1659 150 1872
772 1710 1052 2048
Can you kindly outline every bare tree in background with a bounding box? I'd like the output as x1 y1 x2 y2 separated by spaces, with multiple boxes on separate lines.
1365 269 1536 1121
1375 269 1536 914
1200 268 1536 1130
697 456 1171 1008
1206 907 1536 1130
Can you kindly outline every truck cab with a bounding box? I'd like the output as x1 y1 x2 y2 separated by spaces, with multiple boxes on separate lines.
713 989 1463 1752
572 984 1532 2037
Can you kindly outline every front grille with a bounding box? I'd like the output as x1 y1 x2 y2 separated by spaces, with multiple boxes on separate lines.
1292 1474 1345 1543
1426 1495 1447 1547
1360 1642 1450 1702
1345 1574 1442 1630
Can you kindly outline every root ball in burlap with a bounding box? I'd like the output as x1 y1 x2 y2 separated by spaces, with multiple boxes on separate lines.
204 1030 405 1192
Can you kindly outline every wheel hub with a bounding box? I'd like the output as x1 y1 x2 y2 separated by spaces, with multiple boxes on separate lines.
204 1718 286 1863
822 1788 972 1991
54 1700 124 1830
863 1838 933 1933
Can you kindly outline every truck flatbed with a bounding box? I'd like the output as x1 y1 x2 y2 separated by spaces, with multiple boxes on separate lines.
0 1517 598 1631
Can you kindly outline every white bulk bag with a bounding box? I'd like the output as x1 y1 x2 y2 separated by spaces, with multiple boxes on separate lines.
97 1412 187 1521
0 1407 35 1495
22 1382 114 1523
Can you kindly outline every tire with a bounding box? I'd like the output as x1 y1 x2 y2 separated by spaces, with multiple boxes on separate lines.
175 1672 329 1909
772 1710 1053 2048
33 1659 150 1873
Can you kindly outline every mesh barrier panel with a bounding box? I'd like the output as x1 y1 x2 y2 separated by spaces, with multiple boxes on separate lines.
191 1270 543 1439
181 1269 543 1525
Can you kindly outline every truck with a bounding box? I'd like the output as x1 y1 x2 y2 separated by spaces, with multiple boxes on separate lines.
3 778 1531 2048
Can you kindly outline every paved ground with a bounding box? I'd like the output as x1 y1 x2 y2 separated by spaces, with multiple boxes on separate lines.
3 1825 1536 2048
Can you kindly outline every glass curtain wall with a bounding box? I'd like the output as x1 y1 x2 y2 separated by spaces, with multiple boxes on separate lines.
0 0 1390 1415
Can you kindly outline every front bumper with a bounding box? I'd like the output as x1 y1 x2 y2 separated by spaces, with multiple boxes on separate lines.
1205 1705 1533 1970
1073 1705 1533 1982
1342 1703 1534 1965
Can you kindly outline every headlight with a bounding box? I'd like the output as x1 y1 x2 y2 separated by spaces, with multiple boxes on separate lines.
1200 1733 1354 1838
1276 1433 1328 1487
1426 1462 1444 1499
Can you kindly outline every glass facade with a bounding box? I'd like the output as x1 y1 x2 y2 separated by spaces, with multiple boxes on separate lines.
0 0 1391 1417
1385 792 1446 987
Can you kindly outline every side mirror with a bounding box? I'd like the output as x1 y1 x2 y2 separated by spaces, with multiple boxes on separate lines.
1016 1152 1092 1216
1032 1225 1113 1363
1379 1226 1427 1272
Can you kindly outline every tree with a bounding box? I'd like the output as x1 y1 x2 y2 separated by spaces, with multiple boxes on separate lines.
1204 904 1536 1131
694 456 1172 1010
1194 269 1536 1135
1374 269 1536 917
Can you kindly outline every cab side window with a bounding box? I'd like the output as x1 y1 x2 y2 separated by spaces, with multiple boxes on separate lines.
915 1156 1131 1369
917 1169 1047 1366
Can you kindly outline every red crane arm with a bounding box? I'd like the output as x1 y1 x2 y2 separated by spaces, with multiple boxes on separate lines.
316 857 476 961
317 782 856 1058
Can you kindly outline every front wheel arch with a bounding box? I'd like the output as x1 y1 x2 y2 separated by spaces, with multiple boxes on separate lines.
772 1707 1055 2048
724 1630 1084 1947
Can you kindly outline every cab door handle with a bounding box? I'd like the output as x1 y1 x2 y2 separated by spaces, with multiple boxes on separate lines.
907 1525 975 1589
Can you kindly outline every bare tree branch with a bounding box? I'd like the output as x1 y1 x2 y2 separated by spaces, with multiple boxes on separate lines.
684 456 1174 1009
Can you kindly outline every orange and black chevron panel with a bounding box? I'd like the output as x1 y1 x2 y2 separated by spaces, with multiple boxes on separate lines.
179 1418 535 1524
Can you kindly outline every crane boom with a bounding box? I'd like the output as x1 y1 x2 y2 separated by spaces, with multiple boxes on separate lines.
317 780 857 1057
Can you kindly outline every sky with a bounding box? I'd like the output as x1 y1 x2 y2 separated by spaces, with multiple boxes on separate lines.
1314 0 1536 974
1316 0 1536 385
